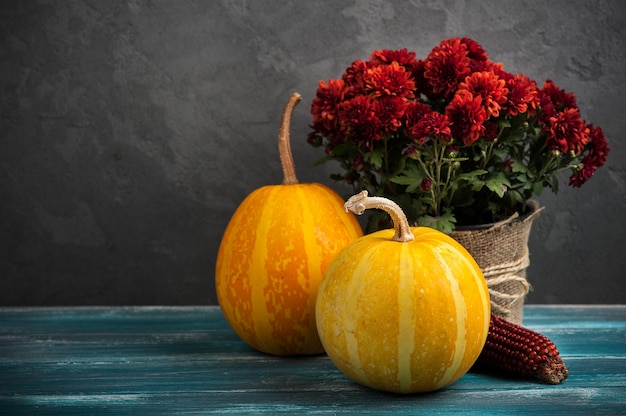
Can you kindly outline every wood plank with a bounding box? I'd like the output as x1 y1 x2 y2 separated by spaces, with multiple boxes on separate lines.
0 306 624 415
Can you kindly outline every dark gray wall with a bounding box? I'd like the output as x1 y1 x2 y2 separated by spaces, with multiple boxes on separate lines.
2 0 625 305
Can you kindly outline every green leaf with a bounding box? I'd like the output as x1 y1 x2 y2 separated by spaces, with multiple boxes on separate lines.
390 164 426 193
522 178 535 190
386 157 407 181
448 169 487 192
417 210 456 233
484 172 511 198
496 117 512 129
507 189 525 205
390 174 420 185
313 154 335 167
510 160 528 174
364 149 383 168
390 175 422 193
456 169 488 181
548 176 560 192
533 179 547 195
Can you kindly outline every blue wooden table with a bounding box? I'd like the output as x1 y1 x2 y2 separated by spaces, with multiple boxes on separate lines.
1 305 624 415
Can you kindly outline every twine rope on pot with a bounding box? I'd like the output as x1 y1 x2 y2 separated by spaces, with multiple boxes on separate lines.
482 246 531 318
449 201 543 324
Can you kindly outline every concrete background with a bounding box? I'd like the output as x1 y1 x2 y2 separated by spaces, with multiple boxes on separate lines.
1 0 625 306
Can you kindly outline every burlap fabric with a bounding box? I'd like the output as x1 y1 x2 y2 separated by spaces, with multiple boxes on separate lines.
449 200 543 325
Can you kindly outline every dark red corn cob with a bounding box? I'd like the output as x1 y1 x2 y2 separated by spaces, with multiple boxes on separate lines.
474 313 569 384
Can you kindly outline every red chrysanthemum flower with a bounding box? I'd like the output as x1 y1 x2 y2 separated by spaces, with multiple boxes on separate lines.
488 62 508 78
468 59 491 74
503 74 539 116
406 112 452 145
370 48 418 67
404 101 433 125
372 96 409 136
539 80 578 123
308 39 610 227
370 48 422 84
420 177 433 192
411 59 435 98
587 124 610 168
342 59 374 97
503 158 514 174
542 80 577 110
483 122 499 142
424 38 472 98
307 121 345 149
339 95 382 149
546 107 590 155
569 124 610 187
568 161 596 188
446 90 487 145
460 37 489 61
364 61 416 99
459 71 508 118
311 78 347 132
352 155 364 172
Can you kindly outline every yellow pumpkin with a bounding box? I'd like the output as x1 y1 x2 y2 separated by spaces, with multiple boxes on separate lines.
216 93 363 356
316 191 490 393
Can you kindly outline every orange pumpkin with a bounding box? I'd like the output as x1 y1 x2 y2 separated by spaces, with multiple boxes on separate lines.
216 93 363 356
316 191 490 393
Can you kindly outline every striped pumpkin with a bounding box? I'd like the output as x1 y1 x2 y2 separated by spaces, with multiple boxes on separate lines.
316 191 490 393
215 93 363 356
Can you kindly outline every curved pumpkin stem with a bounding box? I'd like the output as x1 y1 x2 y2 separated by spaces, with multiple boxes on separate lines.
344 191 415 242
278 92 302 185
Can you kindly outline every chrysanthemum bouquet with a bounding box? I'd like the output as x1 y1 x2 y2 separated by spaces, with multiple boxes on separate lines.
308 37 610 232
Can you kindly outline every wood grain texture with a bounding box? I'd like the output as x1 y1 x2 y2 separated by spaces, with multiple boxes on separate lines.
1 305 624 415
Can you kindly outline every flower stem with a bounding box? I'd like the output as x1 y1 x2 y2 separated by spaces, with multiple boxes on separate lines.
416 150 438 216
345 190 415 242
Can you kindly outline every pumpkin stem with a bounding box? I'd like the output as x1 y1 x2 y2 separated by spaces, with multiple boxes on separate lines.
278 92 302 185
345 191 415 242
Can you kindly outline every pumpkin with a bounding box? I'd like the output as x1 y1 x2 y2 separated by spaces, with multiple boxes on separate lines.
316 191 490 393
215 93 363 356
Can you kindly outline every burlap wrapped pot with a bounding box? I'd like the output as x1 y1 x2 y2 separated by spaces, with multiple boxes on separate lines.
449 200 543 325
